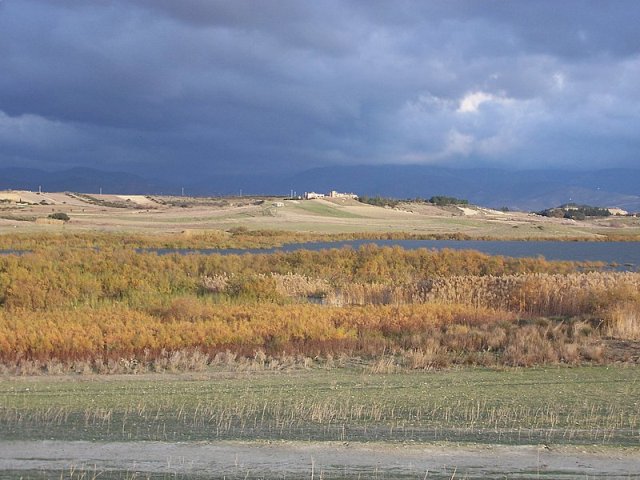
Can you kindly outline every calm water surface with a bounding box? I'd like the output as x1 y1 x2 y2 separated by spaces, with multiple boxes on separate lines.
147 240 639 269
2 240 638 268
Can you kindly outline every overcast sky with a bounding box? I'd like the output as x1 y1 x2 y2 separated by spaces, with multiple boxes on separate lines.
1 0 639 179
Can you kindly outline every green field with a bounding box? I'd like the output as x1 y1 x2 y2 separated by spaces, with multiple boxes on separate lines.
289 201 366 219
2 366 638 446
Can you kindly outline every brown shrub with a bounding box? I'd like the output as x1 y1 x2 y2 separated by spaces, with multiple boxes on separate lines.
503 325 561 366
603 301 640 340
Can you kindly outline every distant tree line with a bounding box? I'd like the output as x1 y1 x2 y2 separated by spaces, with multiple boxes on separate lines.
537 204 611 220
357 195 469 208
357 195 401 208
428 196 469 206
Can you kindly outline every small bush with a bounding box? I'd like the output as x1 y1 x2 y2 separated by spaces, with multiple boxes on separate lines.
227 274 283 302
429 196 469 206
48 212 70 222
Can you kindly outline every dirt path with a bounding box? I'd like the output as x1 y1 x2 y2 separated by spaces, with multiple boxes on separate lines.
0 440 638 479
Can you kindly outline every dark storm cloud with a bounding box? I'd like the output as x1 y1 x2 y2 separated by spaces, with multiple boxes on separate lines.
1 0 639 177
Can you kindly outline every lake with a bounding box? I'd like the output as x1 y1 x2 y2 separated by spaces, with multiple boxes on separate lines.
2 240 638 269
145 239 639 269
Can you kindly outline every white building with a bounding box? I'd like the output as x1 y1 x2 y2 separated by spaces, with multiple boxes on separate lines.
304 192 325 199
329 190 358 199
608 208 628 216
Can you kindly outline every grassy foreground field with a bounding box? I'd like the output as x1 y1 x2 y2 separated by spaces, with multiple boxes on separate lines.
3 367 638 445
1 367 639 478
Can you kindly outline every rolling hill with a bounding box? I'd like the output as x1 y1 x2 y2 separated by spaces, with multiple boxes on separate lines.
1 165 639 212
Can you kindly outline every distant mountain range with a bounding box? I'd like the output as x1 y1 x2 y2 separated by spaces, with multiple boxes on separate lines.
278 165 640 212
1 165 639 212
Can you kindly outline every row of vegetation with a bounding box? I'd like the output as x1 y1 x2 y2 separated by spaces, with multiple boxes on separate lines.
0 230 474 251
357 195 402 208
71 193 143 209
357 197 629 219
357 195 469 208
537 204 612 220
0 234 638 374
428 195 469 206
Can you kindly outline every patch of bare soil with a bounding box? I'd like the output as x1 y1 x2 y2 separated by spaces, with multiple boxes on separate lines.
0 440 638 479
604 339 640 363
397 202 457 216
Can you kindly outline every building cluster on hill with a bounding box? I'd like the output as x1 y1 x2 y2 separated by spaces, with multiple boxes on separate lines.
304 190 358 200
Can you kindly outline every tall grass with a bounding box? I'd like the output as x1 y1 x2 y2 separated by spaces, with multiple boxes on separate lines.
0 300 625 372
0 242 638 372
3 229 637 251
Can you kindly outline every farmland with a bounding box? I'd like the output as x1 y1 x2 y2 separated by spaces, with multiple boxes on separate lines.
2 190 640 240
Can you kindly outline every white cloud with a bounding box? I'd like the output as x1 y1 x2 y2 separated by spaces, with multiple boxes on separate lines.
457 91 514 114
458 92 493 113
443 129 474 156
552 72 566 90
